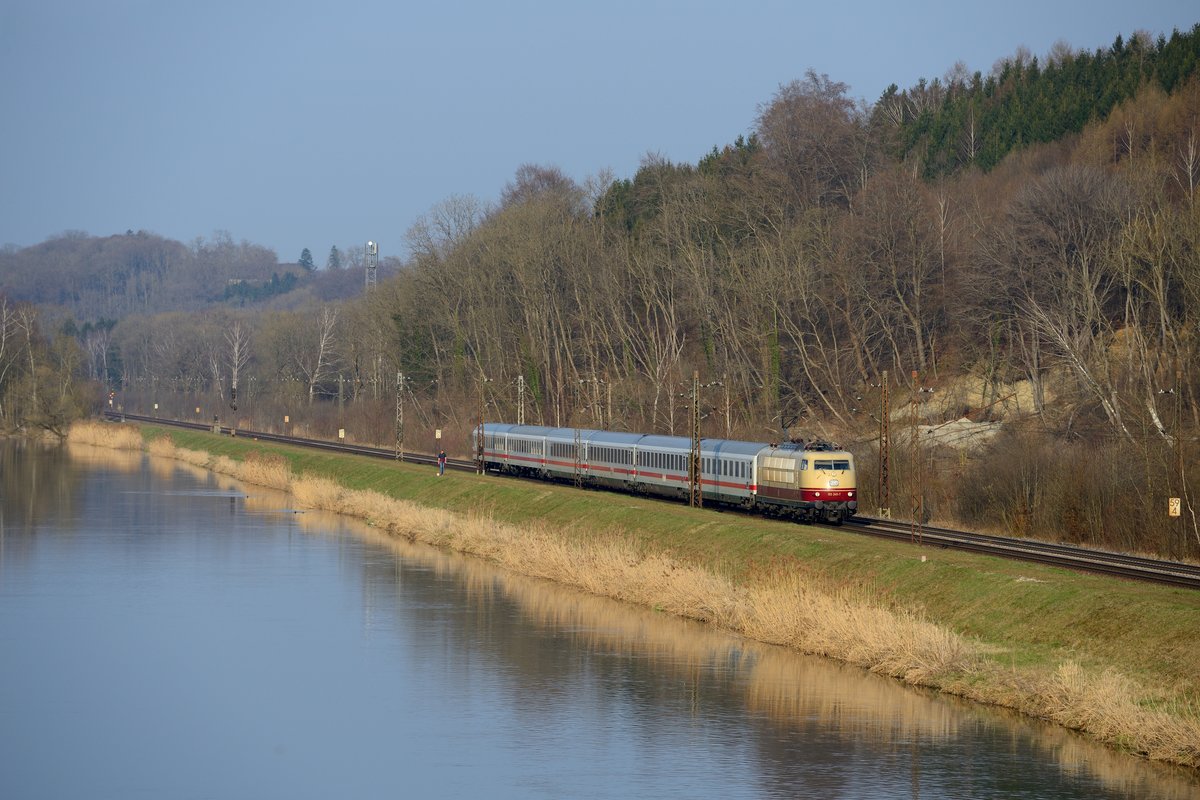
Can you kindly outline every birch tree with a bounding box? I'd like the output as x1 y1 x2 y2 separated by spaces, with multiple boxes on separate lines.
226 320 251 410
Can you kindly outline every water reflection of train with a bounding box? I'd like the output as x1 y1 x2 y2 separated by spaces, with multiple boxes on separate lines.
473 423 857 524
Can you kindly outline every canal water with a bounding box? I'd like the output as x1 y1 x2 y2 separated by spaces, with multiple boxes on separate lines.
1 440 1197 799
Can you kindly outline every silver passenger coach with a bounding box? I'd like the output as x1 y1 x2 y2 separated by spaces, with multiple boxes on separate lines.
475 422 856 523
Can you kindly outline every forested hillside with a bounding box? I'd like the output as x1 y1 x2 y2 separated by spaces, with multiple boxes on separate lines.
3 27 1199 556
882 25 1200 176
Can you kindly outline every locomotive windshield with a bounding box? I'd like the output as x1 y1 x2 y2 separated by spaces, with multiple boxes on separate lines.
814 459 851 471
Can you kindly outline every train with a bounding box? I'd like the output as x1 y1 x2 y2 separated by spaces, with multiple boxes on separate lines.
472 422 857 524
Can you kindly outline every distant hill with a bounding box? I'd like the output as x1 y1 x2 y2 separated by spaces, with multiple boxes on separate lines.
0 230 396 322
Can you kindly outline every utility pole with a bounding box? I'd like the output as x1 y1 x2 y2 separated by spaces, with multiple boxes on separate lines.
911 372 934 544
574 426 583 489
911 371 919 544
1178 367 1185 557
1173 366 1185 557
1178 366 1186 557
517 375 526 425
1159 375 1186 556
395 371 407 460
477 375 490 475
690 370 702 508
878 370 891 518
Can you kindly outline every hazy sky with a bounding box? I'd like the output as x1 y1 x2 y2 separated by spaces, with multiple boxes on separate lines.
2 1 1196 264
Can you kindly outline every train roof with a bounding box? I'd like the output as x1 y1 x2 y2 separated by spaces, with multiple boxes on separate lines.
483 423 644 446
481 423 829 458
636 434 693 450
638 435 767 458
541 426 598 440
483 423 565 437
763 443 854 457
579 429 646 446
704 439 771 457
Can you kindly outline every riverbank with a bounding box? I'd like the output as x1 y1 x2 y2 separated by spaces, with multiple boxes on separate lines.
69 421 1200 770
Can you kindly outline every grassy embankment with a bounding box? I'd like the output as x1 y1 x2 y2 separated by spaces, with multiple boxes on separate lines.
69 421 1200 769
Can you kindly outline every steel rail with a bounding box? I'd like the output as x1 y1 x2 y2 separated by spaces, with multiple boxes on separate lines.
103 411 477 470
846 517 1200 589
103 412 1200 590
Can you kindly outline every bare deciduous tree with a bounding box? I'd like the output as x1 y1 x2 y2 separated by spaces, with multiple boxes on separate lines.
755 70 863 211
226 320 251 409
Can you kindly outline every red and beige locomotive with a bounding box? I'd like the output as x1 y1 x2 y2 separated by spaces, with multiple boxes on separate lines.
473 423 857 524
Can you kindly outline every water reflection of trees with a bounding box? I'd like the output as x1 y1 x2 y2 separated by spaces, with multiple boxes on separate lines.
249 490 1200 800
2 441 82 549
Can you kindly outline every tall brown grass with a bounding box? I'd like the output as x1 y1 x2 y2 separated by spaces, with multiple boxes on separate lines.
969 662 1200 767
69 420 1200 769
67 420 145 450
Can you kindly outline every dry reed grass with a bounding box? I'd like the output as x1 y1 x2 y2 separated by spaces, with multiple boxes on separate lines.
71 421 1200 769
971 661 1200 767
741 575 973 684
67 420 144 450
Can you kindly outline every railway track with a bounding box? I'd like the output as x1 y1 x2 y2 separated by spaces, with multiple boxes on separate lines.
105 411 478 471
846 517 1200 590
103 411 1200 591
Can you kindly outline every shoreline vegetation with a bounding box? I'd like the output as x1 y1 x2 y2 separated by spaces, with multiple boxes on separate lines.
67 421 1200 771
